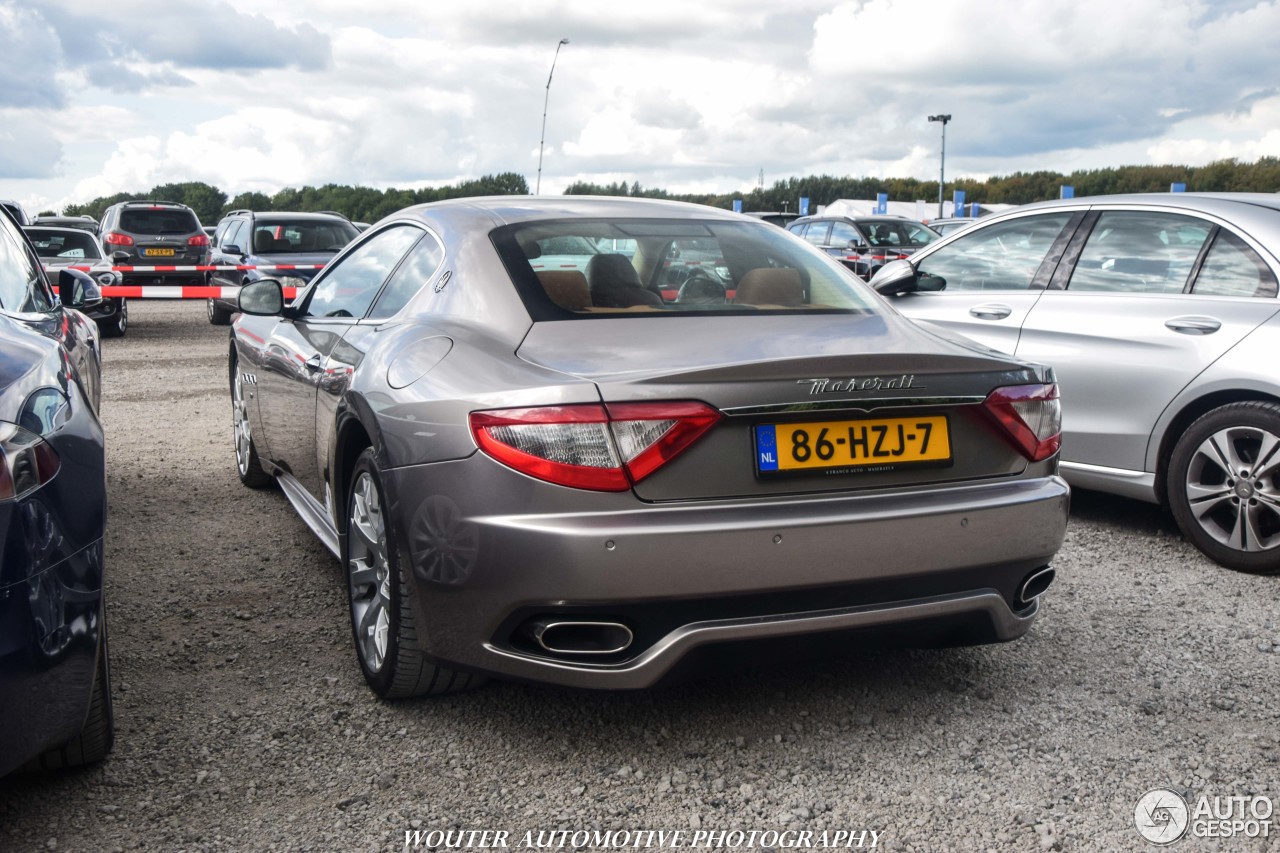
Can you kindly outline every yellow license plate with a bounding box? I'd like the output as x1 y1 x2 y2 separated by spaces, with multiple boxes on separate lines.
755 415 951 474
144 248 176 257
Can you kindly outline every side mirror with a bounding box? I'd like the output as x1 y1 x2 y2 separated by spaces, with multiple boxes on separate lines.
111 251 130 263
869 259 919 295
58 269 103 310
222 243 243 256
238 278 284 316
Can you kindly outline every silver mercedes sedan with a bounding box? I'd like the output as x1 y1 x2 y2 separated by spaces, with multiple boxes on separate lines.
228 196 1068 698
871 193 1280 575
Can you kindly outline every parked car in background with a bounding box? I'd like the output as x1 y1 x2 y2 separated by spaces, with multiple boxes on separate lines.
0 200 30 226
26 226 128 337
0 203 112 777
925 217 980 237
788 215 941 279
98 200 210 288
206 210 359 324
743 211 801 228
871 192 1280 574
228 196 1067 698
31 215 99 236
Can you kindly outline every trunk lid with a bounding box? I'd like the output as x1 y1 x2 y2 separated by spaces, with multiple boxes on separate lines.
518 315 1047 501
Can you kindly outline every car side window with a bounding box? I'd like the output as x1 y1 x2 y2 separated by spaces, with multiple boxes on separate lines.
222 221 246 253
303 225 422 319
0 217 54 313
1191 230 1279 298
914 213 1073 292
829 221 862 247
1068 212 1209 294
801 223 830 246
367 234 443 319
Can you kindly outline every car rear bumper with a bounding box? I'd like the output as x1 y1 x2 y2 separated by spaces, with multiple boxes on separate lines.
380 455 1069 688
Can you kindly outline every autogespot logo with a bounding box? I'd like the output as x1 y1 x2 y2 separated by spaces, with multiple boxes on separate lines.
1135 789 1190 845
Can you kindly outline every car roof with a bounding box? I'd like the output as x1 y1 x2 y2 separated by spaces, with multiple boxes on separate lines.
111 199 196 209
234 210 355 222
392 195 746 228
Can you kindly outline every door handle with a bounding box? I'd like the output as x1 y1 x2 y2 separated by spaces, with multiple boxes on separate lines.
1165 316 1222 335
303 354 323 371
969 303 1012 320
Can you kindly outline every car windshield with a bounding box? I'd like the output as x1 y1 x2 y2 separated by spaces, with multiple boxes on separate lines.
27 229 102 259
495 218 882 316
120 208 200 235
251 220 359 254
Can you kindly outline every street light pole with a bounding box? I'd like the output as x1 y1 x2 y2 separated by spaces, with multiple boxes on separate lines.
928 114 951 220
536 38 570 196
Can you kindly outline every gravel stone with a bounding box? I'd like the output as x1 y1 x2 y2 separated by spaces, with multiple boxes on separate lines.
0 302 1277 853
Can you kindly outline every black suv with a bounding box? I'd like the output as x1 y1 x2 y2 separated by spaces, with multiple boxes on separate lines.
99 200 210 286
787 215 940 279
206 210 359 324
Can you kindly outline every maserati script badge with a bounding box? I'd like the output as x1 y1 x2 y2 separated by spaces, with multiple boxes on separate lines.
798 375 922 394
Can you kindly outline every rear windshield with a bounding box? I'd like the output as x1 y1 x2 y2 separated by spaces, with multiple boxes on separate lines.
493 219 882 318
251 220 359 254
27 229 102 259
120 208 201 235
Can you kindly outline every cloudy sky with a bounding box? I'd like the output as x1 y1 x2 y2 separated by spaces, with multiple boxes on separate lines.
3 0 1279 214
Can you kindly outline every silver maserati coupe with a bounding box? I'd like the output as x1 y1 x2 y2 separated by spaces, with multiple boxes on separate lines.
228 196 1068 698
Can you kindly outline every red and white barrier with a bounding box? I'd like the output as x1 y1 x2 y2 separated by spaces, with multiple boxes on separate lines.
45 263 315 299
94 285 300 299
47 263 324 273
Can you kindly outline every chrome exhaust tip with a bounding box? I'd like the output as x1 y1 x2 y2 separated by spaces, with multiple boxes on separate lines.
1017 566 1056 605
530 620 634 656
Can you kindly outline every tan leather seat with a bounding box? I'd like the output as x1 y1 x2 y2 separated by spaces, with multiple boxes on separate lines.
536 270 591 310
733 268 804 306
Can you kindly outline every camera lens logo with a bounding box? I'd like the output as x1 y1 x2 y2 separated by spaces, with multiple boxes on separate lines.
1135 789 1189 844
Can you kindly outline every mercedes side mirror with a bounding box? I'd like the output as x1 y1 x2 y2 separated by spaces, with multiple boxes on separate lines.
870 259 919 295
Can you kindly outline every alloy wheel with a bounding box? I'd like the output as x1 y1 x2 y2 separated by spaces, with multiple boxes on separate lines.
1183 424 1280 552
232 372 253 477
348 472 391 673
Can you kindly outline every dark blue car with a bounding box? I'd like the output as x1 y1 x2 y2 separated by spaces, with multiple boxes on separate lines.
206 210 359 325
0 206 111 777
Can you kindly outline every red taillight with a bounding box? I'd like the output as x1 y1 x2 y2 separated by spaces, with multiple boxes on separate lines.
188 233 209 247
470 402 722 491
983 383 1062 461
103 231 134 247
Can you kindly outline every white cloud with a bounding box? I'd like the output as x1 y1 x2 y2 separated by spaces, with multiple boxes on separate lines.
5 0 1280 212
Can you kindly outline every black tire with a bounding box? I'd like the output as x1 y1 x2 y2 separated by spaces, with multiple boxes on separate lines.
98 300 128 338
230 356 272 488
1168 401 1280 574
344 448 481 699
27 610 114 770
207 297 233 326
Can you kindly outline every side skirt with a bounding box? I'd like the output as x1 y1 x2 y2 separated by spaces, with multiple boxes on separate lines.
276 472 341 558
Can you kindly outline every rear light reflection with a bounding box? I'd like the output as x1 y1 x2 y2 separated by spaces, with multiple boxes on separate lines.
0 423 61 502
983 384 1062 462
470 402 722 491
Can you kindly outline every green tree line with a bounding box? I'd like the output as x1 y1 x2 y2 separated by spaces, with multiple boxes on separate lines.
564 158 1280 210
59 172 531 225
52 158 1280 224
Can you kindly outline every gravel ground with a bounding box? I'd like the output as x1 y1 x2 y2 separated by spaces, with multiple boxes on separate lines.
0 300 1277 853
